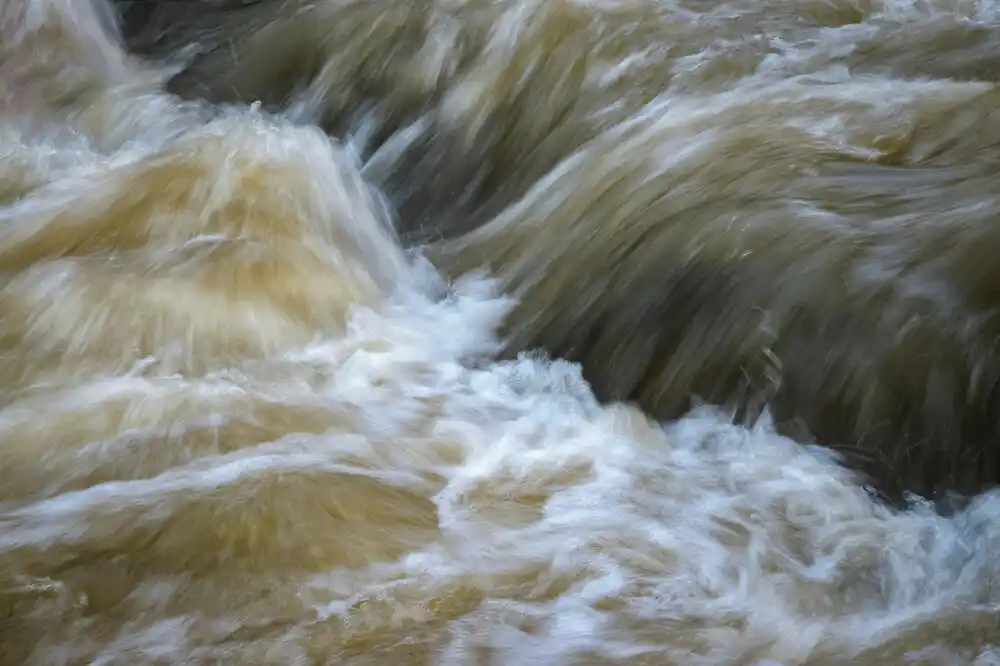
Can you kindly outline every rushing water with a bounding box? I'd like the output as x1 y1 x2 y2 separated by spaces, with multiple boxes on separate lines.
3 0 1000 663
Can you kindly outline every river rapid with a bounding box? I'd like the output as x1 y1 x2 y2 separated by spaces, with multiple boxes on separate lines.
2 0 1000 664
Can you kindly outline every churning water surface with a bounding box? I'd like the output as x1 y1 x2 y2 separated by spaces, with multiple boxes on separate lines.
3 0 1000 664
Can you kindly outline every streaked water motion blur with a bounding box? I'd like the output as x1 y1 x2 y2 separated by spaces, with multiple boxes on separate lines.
3 0 1000 663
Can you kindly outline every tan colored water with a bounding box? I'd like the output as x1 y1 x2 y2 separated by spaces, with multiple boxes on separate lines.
3 0 1000 663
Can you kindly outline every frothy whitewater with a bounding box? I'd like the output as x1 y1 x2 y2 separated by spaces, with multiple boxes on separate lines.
2 0 1000 664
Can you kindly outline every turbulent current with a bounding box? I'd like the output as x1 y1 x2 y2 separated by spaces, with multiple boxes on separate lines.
4 0 1000 663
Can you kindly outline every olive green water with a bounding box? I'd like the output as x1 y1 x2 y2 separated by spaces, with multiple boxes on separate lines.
2 0 1000 664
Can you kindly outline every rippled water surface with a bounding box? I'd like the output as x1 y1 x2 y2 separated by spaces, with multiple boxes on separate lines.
3 0 1000 663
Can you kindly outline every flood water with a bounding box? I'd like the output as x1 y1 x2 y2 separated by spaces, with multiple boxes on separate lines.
3 0 1000 664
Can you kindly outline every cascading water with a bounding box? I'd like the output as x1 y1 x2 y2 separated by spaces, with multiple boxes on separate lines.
3 1 1000 664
